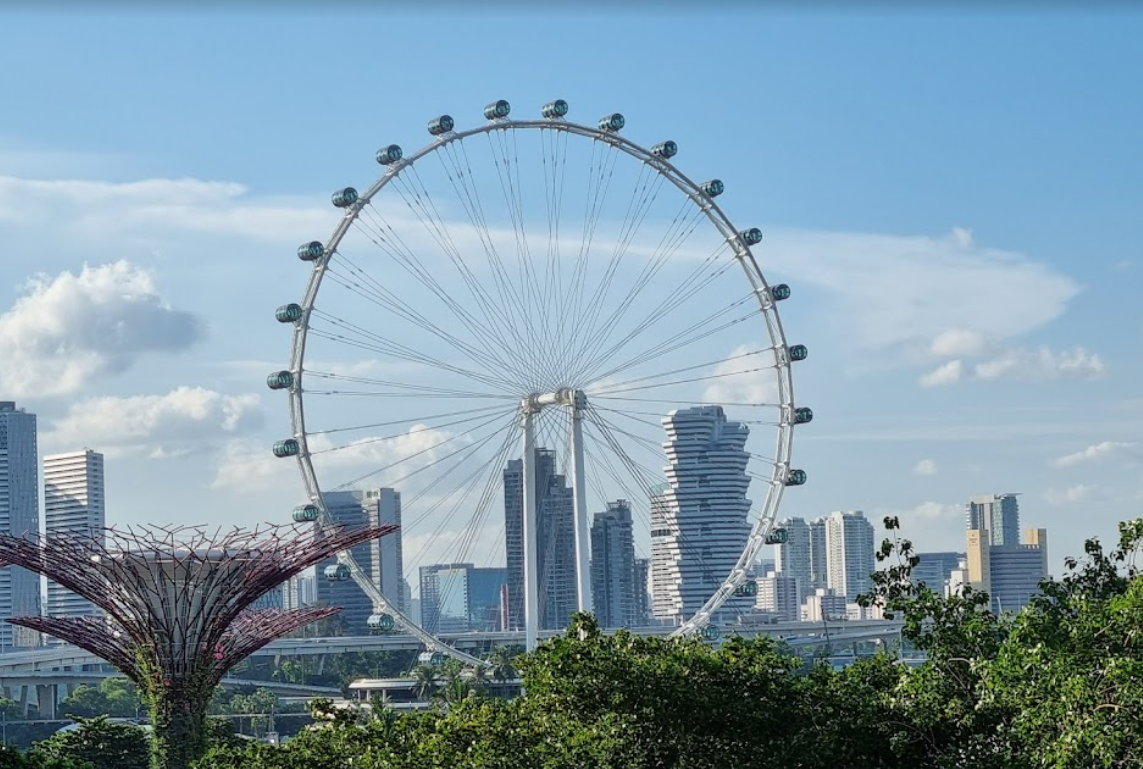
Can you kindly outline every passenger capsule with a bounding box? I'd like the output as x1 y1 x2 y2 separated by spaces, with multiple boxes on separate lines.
734 580 758 597
700 179 724 198
266 371 294 390
598 113 625 132
367 613 395 632
794 407 813 424
275 303 303 323
325 564 351 582
701 625 721 640
651 140 678 159
765 527 790 545
292 504 319 523
541 99 569 119
273 439 300 458
332 187 358 208
428 115 455 136
297 241 324 261
785 469 807 487
376 144 403 165
740 228 763 246
484 100 511 120
788 344 809 362
770 284 791 301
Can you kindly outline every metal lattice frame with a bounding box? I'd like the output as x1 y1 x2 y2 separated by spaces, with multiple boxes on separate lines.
284 108 798 660
0 522 397 769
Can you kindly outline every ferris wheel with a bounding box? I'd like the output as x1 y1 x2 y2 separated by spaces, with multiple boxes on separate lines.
269 99 810 664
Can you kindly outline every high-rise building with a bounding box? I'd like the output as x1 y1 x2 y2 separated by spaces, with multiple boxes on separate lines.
755 570 800 622
911 551 964 594
0 402 41 648
967 525 1049 614
809 517 828 590
316 488 404 634
823 511 875 601
801 588 848 622
419 563 507 633
633 557 650 626
650 406 753 625
43 450 105 623
283 572 316 611
774 516 812 604
590 500 638 628
503 448 576 631
966 493 1020 546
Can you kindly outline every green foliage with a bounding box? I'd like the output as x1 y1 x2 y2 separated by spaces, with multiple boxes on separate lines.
28 717 147 769
195 517 1143 769
60 680 141 721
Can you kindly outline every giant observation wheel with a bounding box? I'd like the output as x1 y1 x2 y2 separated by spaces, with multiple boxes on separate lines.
269 99 811 664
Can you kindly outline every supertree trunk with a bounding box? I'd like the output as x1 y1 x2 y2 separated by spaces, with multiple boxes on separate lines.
144 680 212 769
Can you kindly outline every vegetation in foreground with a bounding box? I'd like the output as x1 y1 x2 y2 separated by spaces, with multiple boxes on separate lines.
8 517 1142 768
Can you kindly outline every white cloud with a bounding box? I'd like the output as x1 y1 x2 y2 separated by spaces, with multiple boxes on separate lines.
1052 441 1139 468
948 227 975 248
973 346 1106 382
213 423 469 493
766 227 1080 351
908 501 961 521
920 347 1105 387
1044 484 1107 506
913 459 938 476
919 360 964 387
45 387 262 458
0 261 203 397
930 328 988 357
701 345 781 405
0 175 330 243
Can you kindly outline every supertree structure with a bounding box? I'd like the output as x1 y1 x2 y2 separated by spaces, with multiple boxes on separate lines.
0 521 397 769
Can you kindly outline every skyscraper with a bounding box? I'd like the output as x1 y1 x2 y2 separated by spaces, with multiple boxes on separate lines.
967 525 1049 614
774 516 812 604
823 511 875 601
809 517 828 590
43 449 105 622
966 493 1020 546
590 500 638 628
503 448 576 630
0 402 41 648
911 551 964 594
633 557 650 626
316 488 404 634
650 406 752 624
420 563 507 633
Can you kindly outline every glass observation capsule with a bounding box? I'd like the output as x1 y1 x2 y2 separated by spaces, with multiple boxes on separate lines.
297 241 324 261
651 140 678 159
266 370 294 390
332 187 358 208
598 113 625 132
765 527 790 545
770 283 791 302
794 407 814 424
541 99 569 119
275 303 303 323
785 469 808 487
428 115 455 136
273 439 300 458
740 228 763 246
734 580 758 597
292 504 319 523
484 99 511 120
700 179 724 198
788 344 809 362
367 613 395 632
376 144 403 165
325 564 351 581
701 625 722 640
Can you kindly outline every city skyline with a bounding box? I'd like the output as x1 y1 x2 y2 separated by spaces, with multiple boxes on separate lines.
0 11 1139 577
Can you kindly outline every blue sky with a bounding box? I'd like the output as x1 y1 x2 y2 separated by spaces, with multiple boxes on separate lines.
1 6 1140 579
